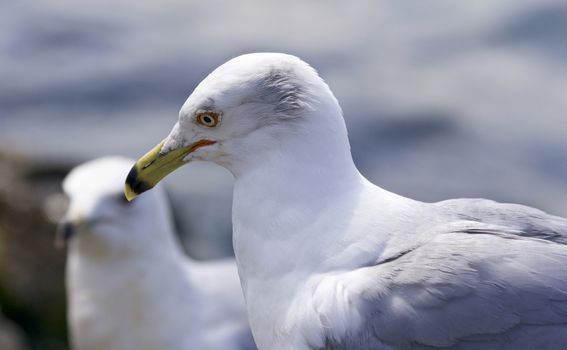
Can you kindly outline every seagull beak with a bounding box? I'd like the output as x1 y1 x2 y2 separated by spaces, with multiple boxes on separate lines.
55 221 76 249
124 138 216 201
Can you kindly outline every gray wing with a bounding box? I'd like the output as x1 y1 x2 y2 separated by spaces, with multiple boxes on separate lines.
322 221 567 350
436 198 567 243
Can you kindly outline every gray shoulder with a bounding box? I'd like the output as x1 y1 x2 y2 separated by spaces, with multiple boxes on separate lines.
320 226 567 349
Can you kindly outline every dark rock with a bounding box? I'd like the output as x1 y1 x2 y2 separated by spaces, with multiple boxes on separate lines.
0 150 75 350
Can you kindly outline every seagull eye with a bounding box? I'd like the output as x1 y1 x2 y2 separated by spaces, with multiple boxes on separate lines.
196 112 220 127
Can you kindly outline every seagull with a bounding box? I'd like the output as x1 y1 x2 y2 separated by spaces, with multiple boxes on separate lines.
123 53 567 349
60 156 255 350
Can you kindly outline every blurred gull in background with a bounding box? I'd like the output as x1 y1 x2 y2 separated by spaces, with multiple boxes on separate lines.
60 157 255 350
126 53 567 349
1 1 567 348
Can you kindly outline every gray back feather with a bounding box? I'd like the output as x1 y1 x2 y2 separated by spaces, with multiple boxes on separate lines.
320 199 567 349
437 198 567 243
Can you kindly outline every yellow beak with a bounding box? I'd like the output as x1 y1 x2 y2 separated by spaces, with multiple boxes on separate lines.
124 139 216 201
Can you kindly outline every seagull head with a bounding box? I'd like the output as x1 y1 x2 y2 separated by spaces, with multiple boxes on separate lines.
125 52 351 201
59 156 172 249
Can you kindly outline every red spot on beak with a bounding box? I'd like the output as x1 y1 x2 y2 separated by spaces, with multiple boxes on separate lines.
186 139 217 155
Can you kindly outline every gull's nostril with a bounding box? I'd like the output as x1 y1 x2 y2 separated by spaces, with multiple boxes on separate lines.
142 159 157 169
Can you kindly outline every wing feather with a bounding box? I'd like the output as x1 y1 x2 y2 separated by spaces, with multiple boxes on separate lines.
319 222 567 349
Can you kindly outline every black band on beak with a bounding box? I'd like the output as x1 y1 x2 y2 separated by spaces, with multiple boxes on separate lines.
125 166 152 197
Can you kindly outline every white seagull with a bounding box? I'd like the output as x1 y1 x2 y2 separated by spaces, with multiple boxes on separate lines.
124 53 567 350
60 157 255 350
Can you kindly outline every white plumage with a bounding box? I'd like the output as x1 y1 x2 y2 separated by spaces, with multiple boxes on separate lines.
129 53 567 349
61 157 255 350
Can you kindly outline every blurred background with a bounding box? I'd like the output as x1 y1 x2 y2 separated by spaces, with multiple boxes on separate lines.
1 0 567 349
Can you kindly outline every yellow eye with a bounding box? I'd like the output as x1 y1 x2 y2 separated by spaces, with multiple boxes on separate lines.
196 112 220 127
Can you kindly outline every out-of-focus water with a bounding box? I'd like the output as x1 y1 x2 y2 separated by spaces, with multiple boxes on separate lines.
2 0 567 258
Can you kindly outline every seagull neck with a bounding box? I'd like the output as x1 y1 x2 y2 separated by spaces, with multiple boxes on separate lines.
233 124 363 214
69 225 201 306
67 227 204 341
233 106 363 193
237 144 360 194
232 123 367 279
